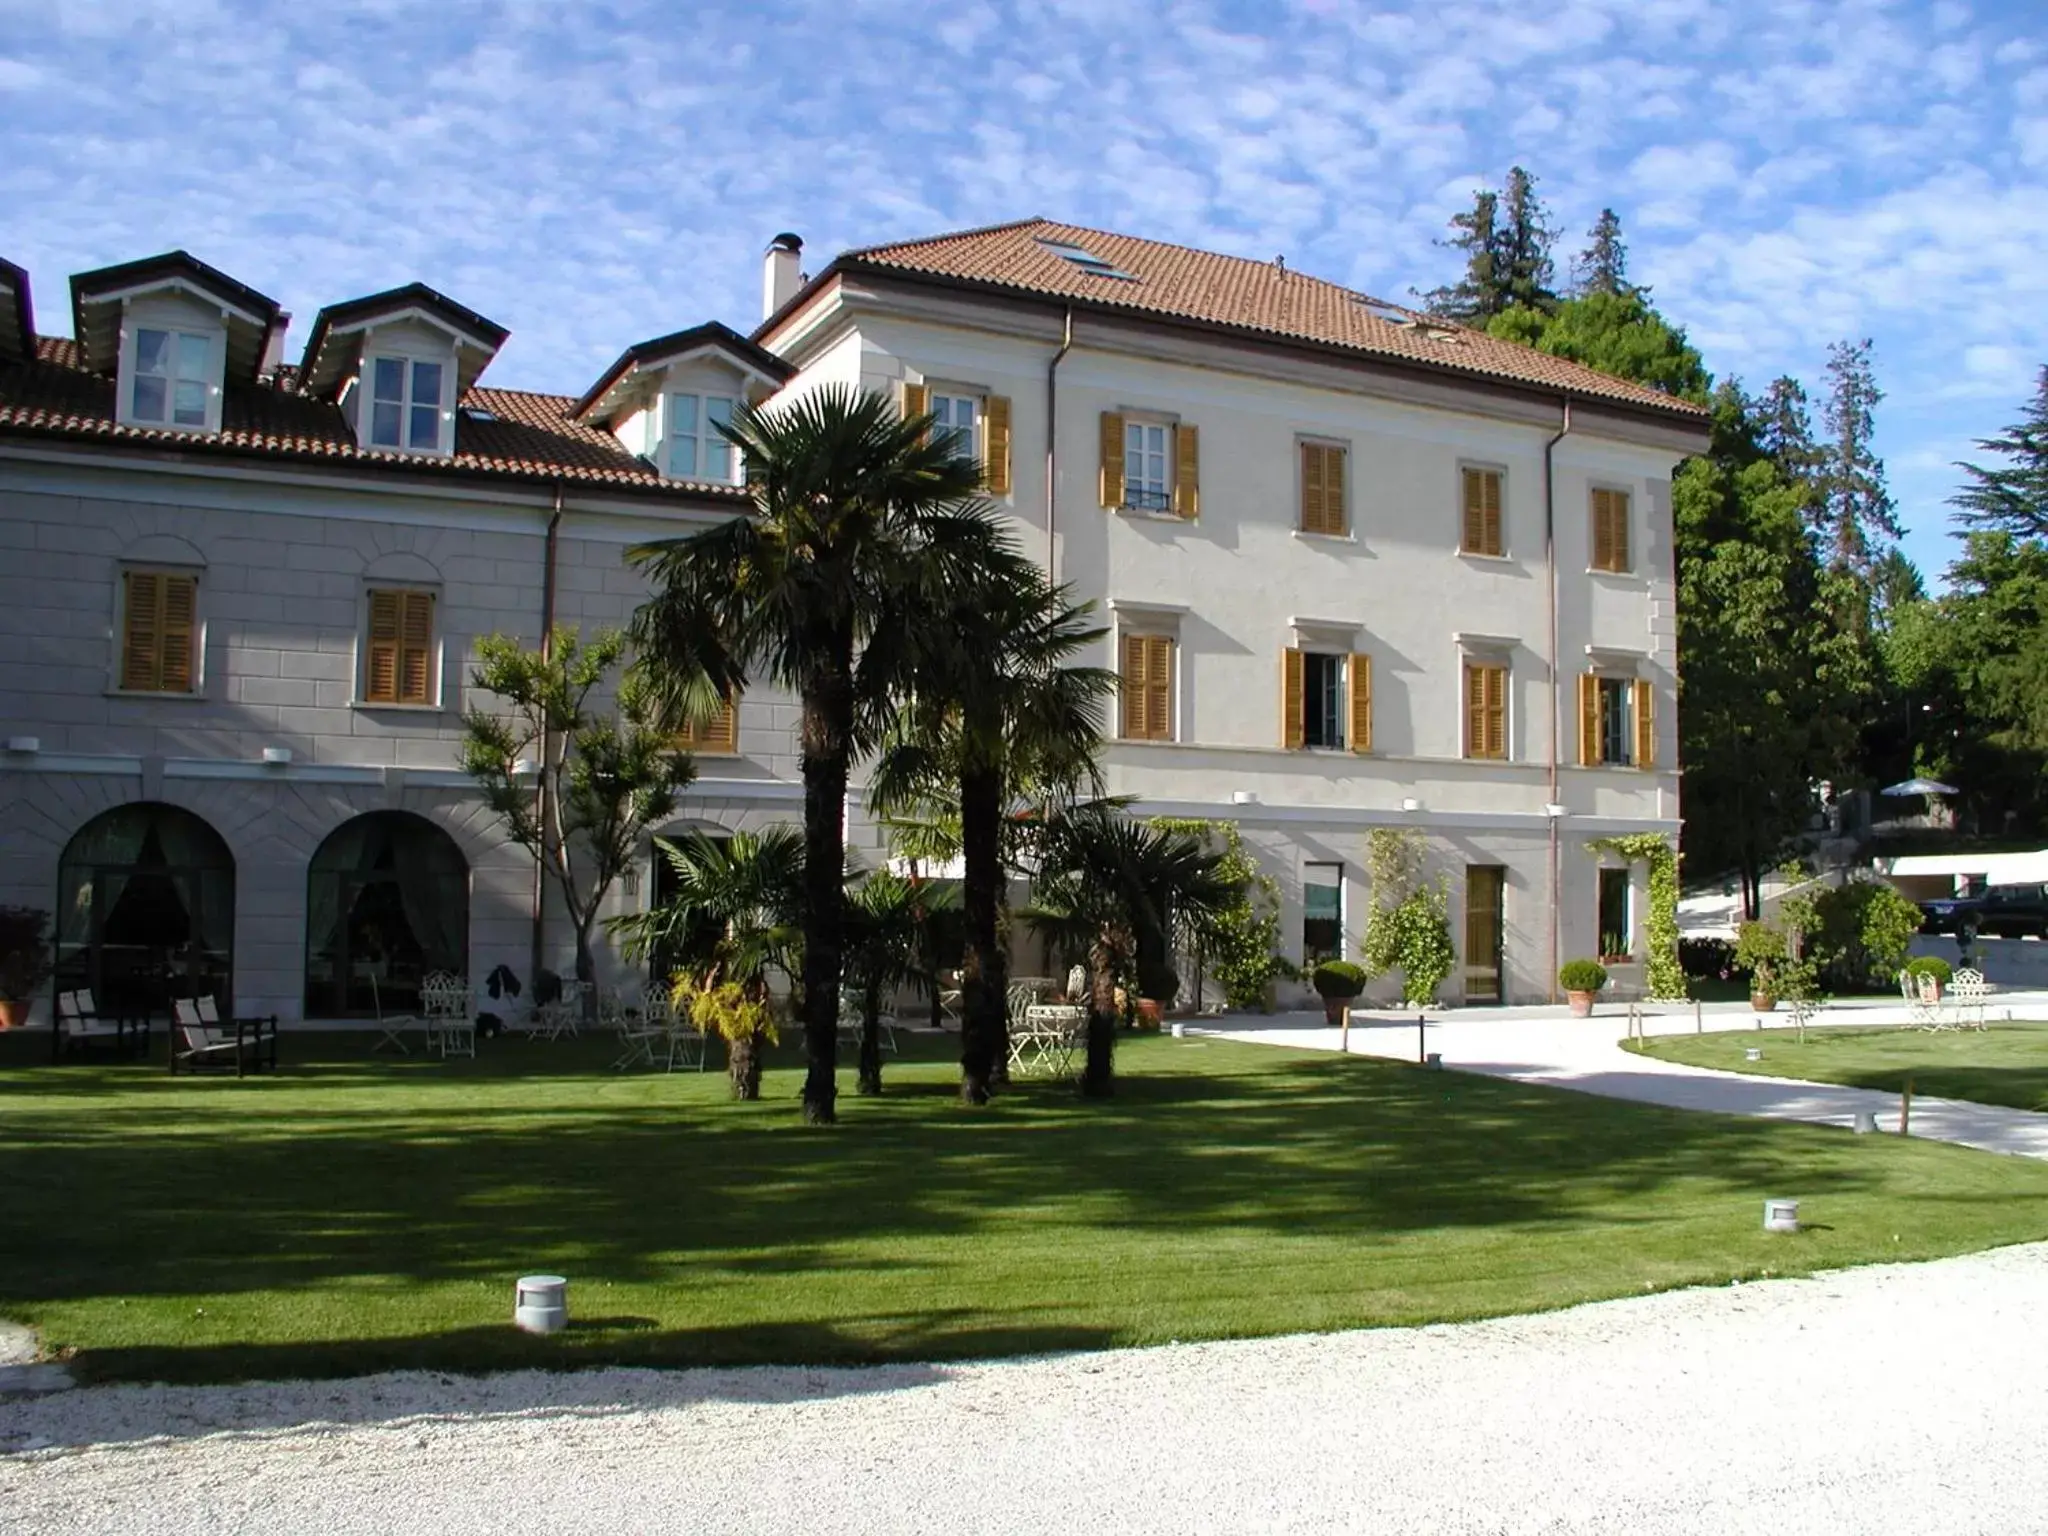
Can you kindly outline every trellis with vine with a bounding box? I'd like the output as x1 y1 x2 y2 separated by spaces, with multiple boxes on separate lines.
1586 832 1683 1000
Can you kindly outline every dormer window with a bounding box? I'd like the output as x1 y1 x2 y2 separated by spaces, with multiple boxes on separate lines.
669 392 737 483
122 323 222 432
368 356 448 452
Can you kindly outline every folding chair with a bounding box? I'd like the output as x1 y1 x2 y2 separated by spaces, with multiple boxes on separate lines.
368 973 417 1055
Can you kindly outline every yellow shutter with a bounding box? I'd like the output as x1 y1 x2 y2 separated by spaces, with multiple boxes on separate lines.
1485 665 1506 759
1282 647 1305 749
1610 490 1630 572
1301 443 1324 532
984 393 1012 495
1325 446 1347 535
678 690 739 754
1634 678 1654 769
1145 636 1172 740
1172 422 1199 518
1579 673 1602 766
1348 651 1372 754
902 382 929 426
158 574 197 693
1464 468 1502 555
121 571 163 691
365 590 401 703
1591 491 1612 571
1099 411 1125 508
398 591 434 704
1464 663 1483 759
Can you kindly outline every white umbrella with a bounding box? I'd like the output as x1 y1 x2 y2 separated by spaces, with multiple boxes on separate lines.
1880 777 1958 797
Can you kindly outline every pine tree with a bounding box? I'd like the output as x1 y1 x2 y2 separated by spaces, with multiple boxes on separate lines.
1497 166 1559 312
1756 376 1822 485
1572 208 1632 297
1815 339 1899 576
1419 188 1503 322
1951 366 2048 540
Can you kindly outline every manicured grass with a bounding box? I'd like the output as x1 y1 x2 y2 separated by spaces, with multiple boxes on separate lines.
1629 1022 2048 1113
6 1027 2048 1385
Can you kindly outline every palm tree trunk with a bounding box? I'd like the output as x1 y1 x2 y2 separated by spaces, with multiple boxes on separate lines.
957 761 1006 1105
798 654 854 1126
1081 932 1118 1098
728 1030 762 1099
858 985 883 1095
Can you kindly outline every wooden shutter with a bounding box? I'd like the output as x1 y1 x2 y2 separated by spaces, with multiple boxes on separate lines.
365 590 401 703
1282 648 1305 749
158 574 197 693
121 571 163 691
1634 678 1654 769
1173 423 1199 518
1121 634 1171 740
1099 411 1125 507
984 394 1012 495
1579 672 1602 766
902 382 929 426
398 591 434 704
1347 651 1372 754
1302 444 1346 535
1325 446 1347 535
1592 488 1630 572
1463 468 1502 555
678 691 739 754
1466 662 1506 760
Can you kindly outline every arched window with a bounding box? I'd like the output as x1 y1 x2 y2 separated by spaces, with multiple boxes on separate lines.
56 803 235 1014
305 812 468 1018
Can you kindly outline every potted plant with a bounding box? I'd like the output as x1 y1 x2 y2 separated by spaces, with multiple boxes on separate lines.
1311 960 1368 1027
1558 958 1608 1017
1734 920 1788 1012
1135 956 1178 1030
1902 955 1953 999
0 906 53 1031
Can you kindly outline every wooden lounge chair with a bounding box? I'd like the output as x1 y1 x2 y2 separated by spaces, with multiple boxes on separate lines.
171 997 277 1077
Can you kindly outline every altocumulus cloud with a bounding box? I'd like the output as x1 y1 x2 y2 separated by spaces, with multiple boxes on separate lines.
1 0 2044 568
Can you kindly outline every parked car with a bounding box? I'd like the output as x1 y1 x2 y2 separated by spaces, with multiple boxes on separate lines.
1921 883 2048 939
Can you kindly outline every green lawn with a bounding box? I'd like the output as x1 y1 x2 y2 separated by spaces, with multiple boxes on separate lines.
6 1028 2048 1385
1629 1022 2048 1113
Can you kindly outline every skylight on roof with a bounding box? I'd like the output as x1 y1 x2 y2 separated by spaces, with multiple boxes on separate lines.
1034 238 1135 281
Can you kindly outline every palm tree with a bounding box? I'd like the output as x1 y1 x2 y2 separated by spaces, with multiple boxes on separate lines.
629 385 1012 1125
609 828 803 1099
872 573 1114 1104
843 869 958 1095
1024 805 1244 1097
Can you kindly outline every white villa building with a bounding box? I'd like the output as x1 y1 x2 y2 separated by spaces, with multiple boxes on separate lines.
0 222 1707 1025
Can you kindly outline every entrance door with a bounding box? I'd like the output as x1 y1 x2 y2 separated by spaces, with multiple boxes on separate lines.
1463 865 1505 1004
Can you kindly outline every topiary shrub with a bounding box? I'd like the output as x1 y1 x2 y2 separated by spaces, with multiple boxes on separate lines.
1558 958 1609 993
1812 879 1925 990
1311 959 1368 1000
1903 955 1953 986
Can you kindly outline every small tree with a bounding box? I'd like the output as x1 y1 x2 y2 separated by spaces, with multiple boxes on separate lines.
844 870 959 1096
1147 818 1293 1009
1360 829 1456 1007
462 626 694 1013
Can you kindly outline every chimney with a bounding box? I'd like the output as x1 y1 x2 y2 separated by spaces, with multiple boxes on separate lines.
259 312 292 378
762 233 803 320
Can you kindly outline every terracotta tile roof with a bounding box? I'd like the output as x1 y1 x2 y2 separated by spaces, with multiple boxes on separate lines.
0 341 748 500
832 218 1706 419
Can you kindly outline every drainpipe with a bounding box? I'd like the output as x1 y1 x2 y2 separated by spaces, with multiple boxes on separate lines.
1045 306 1073 581
1544 402 1572 1002
530 479 563 991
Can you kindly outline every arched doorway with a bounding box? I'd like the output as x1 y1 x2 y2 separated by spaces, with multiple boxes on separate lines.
304 812 469 1018
56 803 236 1015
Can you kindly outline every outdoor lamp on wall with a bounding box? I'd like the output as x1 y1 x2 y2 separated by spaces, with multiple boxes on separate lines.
1544 802 1569 819
620 862 641 898
1401 797 1422 813
261 746 292 766
4 737 38 754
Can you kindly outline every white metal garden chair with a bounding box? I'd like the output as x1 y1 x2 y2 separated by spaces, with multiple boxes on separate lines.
1903 970 1953 1031
1951 967 1989 1030
419 971 474 1058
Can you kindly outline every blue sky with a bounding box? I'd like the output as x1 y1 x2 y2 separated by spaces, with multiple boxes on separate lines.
4 0 2045 579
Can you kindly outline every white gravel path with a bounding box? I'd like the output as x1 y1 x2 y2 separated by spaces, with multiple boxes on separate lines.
7 1242 2048 1535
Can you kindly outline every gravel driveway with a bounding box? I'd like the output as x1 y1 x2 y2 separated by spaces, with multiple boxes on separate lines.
7 1242 2048 1535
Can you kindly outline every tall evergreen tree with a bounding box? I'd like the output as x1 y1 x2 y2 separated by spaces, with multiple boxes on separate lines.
1756 376 1822 485
1497 167 1560 313
1951 366 2048 540
1572 208 1632 297
1421 168 1559 321
1814 339 1899 577
1420 188 1503 323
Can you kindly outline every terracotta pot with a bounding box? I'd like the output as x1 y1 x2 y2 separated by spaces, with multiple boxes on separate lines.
1566 989 1595 1018
1751 993 1777 1013
1136 998 1164 1029
0 997 24 1030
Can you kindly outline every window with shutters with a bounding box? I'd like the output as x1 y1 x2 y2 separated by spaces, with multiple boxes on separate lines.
1283 646 1373 754
1119 632 1175 742
117 569 201 694
1098 411 1197 518
1460 465 1505 557
1299 440 1348 536
1590 486 1632 573
1577 671 1654 769
1462 660 1508 760
673 691 740 756
362 588 437 706
910 383 1012 495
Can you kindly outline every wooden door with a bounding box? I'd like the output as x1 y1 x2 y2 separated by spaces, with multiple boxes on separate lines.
1463 866 1505 1003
